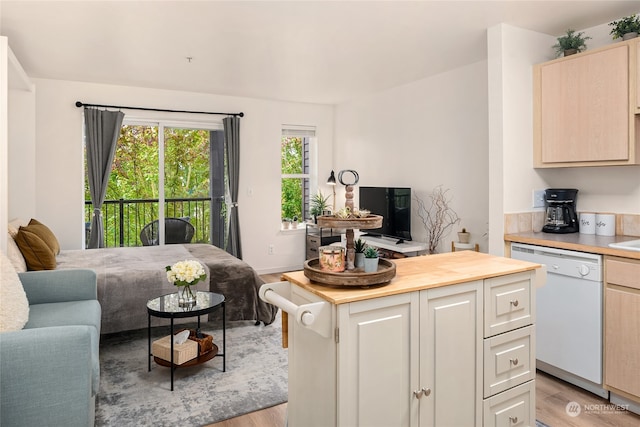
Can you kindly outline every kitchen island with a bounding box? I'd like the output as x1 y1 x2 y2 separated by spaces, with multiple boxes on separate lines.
268 251 543 427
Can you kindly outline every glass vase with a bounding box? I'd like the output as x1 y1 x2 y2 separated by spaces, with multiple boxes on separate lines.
178 285 197 308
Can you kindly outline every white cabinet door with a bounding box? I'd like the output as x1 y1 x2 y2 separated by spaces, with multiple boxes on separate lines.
339 292 419 427
419 281 483 427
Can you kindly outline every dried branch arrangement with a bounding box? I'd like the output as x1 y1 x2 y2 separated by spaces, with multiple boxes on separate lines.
415 186 461 254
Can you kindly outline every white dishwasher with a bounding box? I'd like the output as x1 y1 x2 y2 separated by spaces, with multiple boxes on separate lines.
511 243 608 398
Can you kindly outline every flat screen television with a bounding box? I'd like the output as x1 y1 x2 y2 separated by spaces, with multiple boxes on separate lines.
359 186 412 243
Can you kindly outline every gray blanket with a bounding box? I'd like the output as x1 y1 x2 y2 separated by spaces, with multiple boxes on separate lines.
56 244 278 334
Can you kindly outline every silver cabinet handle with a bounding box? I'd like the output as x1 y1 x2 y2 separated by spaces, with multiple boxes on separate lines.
413 387 432 398
509 416 518 423
510 358 519 366
510 300 519 307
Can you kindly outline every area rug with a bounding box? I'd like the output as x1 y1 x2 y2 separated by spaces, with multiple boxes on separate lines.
95 311 287 426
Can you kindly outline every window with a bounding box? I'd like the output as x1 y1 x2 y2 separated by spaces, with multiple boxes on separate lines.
281 126 316 226
85 120 226 248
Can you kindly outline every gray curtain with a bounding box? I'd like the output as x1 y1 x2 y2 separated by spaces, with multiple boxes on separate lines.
85 108 124 248
223 116 242 258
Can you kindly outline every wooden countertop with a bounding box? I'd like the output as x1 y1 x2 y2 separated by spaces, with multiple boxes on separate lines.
504 232 640 260
282 251 540 305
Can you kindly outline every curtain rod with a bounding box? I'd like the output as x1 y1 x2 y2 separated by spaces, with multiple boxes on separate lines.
75 101 244 117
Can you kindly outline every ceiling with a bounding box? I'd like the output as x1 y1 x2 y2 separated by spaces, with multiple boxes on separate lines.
1 1 639 104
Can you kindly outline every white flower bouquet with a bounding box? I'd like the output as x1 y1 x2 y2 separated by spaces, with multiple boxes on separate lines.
166 260 206 287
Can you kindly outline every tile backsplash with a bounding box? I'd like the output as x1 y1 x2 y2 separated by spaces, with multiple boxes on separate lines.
504 212 640 237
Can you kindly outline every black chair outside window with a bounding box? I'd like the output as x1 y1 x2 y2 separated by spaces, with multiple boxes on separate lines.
140 217 195 246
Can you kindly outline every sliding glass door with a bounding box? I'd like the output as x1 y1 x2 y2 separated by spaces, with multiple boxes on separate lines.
85 121 225 248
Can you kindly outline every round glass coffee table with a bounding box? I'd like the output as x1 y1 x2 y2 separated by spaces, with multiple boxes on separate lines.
147 291 225 391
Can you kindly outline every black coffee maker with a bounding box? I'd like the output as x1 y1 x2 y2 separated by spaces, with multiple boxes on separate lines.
542 188 579 233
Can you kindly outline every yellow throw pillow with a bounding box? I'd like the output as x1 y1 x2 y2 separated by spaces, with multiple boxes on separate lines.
14 228 57 271
23 218 60 255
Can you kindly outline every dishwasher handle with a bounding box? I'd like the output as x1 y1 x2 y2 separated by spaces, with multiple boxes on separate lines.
259 282 332 338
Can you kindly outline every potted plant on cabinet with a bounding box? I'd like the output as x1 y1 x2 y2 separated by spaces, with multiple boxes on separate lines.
354 238 366 268
609 14 640 40
282 218 291 230
457 228 470 244
310 190 331 223
363 246 380 273
552 29 591 57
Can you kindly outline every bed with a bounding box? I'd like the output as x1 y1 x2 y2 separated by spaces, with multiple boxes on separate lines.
55 244 278 334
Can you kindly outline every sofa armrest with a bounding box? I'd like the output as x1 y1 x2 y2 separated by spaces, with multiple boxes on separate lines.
0 326 95 427
19 269 97 305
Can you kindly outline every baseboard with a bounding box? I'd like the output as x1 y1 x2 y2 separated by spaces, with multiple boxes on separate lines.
256 264 303 276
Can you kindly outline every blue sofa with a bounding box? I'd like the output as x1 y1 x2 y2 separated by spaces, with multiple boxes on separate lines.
0 269 101 427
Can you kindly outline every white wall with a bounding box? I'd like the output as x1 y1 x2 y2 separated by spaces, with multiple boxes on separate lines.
26 78 333 273
489 22 640 256
0 37 7 252
8 83 36 220
1 38 35 252
334 61 489 253
487 24 557 254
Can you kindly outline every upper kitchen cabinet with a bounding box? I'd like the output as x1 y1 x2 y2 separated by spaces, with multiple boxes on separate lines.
533 38 640 167
637 41 640 110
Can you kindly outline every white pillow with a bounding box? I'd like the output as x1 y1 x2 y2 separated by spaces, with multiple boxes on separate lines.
6 233 27 273
0 251 30 332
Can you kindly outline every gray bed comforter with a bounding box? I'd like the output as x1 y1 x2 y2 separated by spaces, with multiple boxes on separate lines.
56 244 278 334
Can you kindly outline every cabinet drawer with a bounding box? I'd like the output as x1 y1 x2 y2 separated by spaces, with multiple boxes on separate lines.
605 257 640 290
483 380 535 427
306 247 319 260
485 272 533 338
307 235 321 247
484 325 535 398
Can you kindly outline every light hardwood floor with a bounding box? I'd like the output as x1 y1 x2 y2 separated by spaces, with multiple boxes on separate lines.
208 372 640 427
208 272 640 426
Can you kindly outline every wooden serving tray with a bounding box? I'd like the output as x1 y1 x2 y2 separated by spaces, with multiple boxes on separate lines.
316 214 383 230
303 258 396 287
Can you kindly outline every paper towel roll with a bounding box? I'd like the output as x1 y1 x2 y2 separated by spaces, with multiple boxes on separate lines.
595 213 615 236
579 212 596 234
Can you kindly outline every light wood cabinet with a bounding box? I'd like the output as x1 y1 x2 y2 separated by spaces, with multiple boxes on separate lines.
637 42 640 111
533 38 640 167
604 256 640 403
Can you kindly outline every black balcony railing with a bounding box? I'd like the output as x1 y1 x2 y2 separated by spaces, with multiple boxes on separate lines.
85 197 213 248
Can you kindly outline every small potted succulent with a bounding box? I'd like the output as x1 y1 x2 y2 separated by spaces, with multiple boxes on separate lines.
363 246 380 273
552 29 591 57
609 14 640 40
354 238 366 268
